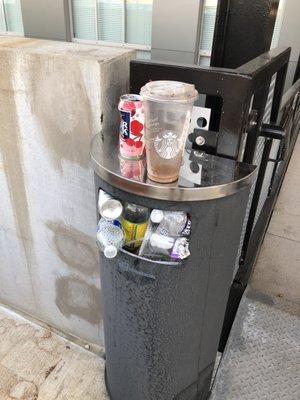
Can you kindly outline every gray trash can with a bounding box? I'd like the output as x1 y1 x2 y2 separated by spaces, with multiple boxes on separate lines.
91 132 256 400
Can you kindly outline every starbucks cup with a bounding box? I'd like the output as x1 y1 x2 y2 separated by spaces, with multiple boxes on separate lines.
140 81 198 183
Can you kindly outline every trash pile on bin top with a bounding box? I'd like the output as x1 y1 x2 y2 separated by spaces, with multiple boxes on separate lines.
96 81 198 261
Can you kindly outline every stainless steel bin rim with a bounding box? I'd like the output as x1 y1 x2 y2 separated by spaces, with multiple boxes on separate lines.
91 132 257 202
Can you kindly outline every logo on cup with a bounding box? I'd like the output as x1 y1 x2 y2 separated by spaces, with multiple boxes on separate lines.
154 132 181 159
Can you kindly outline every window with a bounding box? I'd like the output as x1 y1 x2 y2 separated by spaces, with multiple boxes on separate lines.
71 0 153 52
199 0 217 58
0 0 24 35
270 0 286 49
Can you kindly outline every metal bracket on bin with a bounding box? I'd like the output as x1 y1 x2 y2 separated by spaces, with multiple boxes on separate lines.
188 129 219 155
260 123 287 162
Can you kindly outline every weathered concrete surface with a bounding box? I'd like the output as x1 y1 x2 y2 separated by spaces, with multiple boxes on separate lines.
0 37 134 346
251 137 300 303
0 305 108 399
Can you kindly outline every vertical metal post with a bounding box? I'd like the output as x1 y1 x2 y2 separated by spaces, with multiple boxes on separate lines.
95 0 99 40
65 0 74 41
195 0 205 65
241 138 273 262
293 54 300 85
243 81 272 164
209 0 230 68
208 0 280 135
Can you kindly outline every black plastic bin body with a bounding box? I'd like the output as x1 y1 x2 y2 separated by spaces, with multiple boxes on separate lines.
91 133 256 400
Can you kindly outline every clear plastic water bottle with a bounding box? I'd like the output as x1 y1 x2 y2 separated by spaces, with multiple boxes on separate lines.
156 211 187 236
96 219 124 259
98 190 123 221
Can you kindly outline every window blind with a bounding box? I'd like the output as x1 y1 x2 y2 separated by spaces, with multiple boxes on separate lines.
136 50 151 60
3 0 23 33
200 0 218 52
72 0 97 40
71 0 153 48
0 3 6 32
98 0 124 43
270 0 286 49
126 0 152 46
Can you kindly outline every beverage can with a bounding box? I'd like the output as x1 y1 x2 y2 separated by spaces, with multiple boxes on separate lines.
119 94 145 159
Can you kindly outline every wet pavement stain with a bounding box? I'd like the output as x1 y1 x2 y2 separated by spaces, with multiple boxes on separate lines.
55 276 102 325
47 221 99 276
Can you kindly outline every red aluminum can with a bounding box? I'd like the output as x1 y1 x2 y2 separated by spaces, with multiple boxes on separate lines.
118 94 145 159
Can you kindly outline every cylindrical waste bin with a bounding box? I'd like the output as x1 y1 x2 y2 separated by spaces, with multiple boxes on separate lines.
91 132 256 400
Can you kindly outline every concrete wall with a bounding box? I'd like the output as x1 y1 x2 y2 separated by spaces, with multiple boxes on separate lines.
278 0 300 90
0 37 134 347
20 0 72 41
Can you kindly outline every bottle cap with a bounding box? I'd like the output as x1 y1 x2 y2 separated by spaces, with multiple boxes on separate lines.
150 209 164 224
100 199 123 220
104 245 118 259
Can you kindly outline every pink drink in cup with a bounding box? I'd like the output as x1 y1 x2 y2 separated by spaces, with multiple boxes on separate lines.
140 81 198 183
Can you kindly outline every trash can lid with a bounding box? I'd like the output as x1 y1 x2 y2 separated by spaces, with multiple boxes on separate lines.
90 132 257 202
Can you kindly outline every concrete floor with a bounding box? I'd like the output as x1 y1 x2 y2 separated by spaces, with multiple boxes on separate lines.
251 137 300 303
0 306 108 400
211 286 300 400
211 137 300 399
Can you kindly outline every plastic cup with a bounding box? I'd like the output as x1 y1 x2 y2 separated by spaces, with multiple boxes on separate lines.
140 81 198 183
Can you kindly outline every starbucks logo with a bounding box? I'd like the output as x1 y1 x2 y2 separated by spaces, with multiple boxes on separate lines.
154 132 181 159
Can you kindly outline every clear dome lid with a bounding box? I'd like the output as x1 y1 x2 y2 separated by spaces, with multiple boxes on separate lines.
140 80 198 103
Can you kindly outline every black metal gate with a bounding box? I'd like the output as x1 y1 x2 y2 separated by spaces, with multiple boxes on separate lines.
130 46 300 350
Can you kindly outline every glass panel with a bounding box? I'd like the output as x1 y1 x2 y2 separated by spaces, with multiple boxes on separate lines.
270 0 286 49
72 0 97 40
98 0 124 43
4 0 23 34
200 0 218 51
0 3 6 32
126 0 153 46
136 50 151 60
